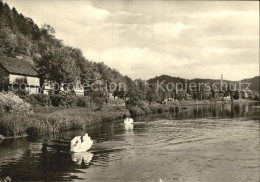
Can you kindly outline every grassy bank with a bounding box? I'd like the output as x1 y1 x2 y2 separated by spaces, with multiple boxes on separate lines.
0 92 258 139
0 105 130 139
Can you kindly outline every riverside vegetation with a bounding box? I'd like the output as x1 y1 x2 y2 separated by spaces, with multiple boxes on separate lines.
1 92 259 139
0 92 174 139
0 92 204 139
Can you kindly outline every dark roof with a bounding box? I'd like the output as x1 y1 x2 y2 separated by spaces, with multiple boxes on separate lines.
0 56 38 77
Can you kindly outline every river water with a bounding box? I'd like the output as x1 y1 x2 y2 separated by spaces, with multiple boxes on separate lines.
0 102 259 182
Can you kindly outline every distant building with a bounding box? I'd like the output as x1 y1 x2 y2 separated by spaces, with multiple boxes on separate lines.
43 80 84 96
240 90 248 99
72 81 84 96
0 56 40 94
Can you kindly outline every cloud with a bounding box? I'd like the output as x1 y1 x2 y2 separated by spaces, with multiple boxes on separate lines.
152 22 195 39
6 0 259 81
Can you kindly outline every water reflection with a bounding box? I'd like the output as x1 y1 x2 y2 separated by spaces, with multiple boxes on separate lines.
124 124 134 131
71 152 93 165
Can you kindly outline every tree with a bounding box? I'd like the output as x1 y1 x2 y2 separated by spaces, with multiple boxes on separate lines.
146 83 160 104
41 23 55 38
35 47 79 92
233 90 240 100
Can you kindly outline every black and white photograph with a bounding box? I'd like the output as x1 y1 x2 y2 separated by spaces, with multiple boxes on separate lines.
0 0 259 181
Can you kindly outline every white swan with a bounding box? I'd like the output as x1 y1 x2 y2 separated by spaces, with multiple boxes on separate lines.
124 118 134 125
123 114 134 125
70 133 93 153
124 123 134 131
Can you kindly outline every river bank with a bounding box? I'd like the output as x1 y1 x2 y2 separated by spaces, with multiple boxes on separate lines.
128 99 259 116
0 99 258 140
0 105 130 140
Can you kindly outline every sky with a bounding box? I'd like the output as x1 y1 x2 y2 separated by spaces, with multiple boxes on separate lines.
6 0 259 81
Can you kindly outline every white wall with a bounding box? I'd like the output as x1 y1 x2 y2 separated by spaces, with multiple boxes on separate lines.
9 74 40 86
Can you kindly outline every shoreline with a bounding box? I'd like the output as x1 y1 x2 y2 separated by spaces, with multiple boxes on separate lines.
0 99 259 141
167 99 259 106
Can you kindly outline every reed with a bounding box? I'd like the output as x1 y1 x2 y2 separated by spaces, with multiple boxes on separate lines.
0 106 130 138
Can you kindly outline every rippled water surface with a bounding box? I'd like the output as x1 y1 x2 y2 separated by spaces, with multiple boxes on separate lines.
0 103 259 182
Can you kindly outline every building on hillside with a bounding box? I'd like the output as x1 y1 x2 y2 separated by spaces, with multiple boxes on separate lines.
72 81 84 96
240 90 248 99
43 81 84 96
0 56 40 94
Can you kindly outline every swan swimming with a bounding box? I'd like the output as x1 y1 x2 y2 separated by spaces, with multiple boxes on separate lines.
70 133 93 153
123 114 134 125
124 123 134 131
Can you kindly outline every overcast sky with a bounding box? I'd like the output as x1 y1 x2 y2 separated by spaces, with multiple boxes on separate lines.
6 0 259 81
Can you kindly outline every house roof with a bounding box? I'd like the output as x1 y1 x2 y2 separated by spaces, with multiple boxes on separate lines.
0 56 39 77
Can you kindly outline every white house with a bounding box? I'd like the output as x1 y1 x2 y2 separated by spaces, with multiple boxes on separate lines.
0 56 40 94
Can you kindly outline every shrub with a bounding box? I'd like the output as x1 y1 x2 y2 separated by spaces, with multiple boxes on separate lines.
50 94 66 107
0 92 32 115
76 96 91 107
140 105 152 114
101 106 130 122
128 107 145 117
26 127 40 137
65 95 77 107
149 105 158 113
107 98 126 106
126 96 143 108
89 91 106 110
23 94 50 107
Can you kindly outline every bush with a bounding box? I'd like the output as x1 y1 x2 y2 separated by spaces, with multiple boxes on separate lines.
89 91 106 110
107 98 126 106
140 105 152 114
76 96 91 107
0 92 32 115
126 96 143 108
50 94 66 107
128 107 145 117
65 95 77 107
101 106 130 122
149 105 158 113
23 94 50 107
26 127 40 137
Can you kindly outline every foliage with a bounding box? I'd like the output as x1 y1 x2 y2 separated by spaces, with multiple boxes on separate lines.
50 94 66 107
22 94 50 106
128 107 145 117
126 96 143 108
139 105 152 114
107 98 125 106
35 47 80 88
233 90 240 100
89 91 106 110
0 92 32 115
0 106 130 137
76 96 91 107
65 95 77 107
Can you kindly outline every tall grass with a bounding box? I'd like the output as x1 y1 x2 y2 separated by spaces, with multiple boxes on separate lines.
0 106 130 138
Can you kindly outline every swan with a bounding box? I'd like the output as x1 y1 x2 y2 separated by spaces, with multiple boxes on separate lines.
70 133 93 153
124 123 134 131
123 114 134 125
